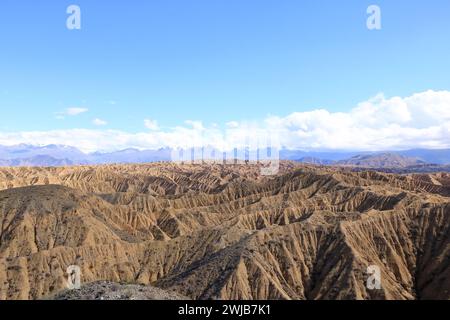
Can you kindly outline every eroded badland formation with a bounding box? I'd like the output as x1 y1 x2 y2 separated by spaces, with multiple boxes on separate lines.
0 162 448 300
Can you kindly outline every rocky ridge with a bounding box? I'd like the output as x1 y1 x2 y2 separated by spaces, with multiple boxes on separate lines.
0 162 448 300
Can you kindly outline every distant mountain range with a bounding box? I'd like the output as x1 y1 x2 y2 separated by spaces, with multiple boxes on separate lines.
294 152 450 173
0 144 449 170
281 149 450 165
295 153 435 169
0 144 172 166
336 153 426 167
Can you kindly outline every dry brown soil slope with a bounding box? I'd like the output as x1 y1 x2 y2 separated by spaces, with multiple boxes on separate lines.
0 162 448 300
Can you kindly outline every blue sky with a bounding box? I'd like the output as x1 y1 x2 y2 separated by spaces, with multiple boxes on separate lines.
0 0 449 151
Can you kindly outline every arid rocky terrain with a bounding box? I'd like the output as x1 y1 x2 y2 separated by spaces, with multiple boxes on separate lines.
0 162 448 300
49 281 188 300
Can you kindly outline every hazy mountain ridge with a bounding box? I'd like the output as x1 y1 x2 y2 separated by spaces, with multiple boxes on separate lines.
0 155 76 167
0 145 172 166
335 153 426 167
0 144 449 168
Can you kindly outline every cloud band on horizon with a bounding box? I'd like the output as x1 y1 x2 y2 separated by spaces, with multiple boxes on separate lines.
1 90 449 153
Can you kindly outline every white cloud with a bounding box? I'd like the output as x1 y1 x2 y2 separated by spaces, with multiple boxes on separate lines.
93 118 107 126
144 119 159 130
3 90 450 153
184 120 204 131
264 90 450 151
56 107 88 119
66 107 88 116
226 121 239 128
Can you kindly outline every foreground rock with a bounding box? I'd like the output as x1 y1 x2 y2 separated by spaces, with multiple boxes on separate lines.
49 281 188 300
